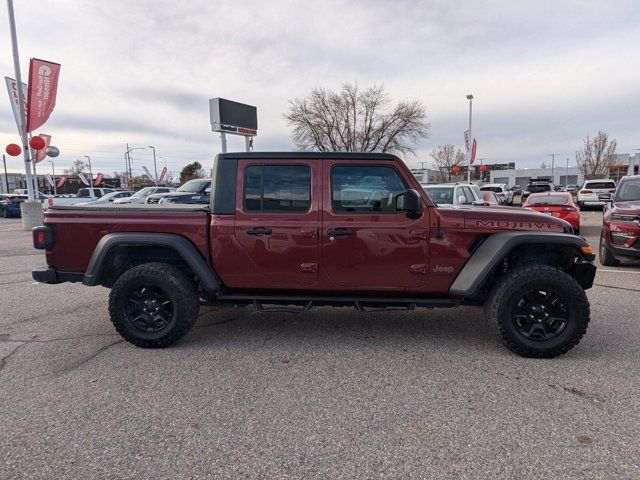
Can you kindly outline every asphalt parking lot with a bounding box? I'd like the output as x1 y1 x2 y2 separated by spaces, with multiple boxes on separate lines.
1 211 639 479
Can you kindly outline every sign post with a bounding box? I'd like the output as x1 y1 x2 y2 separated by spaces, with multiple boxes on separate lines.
209 98 257 153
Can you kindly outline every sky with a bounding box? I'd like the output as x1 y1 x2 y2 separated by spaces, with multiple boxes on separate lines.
0 0 639 177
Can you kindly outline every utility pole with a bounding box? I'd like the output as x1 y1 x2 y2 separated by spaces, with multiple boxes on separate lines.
6 0 35 201
125 145 145 187
48 159 56 195
84 155 94 199
466 94 473 183
548 153 559 184
148 145 158 186
2 154 9 193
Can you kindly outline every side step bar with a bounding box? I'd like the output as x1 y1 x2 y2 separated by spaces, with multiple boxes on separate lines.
214 294 459 314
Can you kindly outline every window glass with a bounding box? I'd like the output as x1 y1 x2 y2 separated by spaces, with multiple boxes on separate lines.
526 195 569 205
480 186 502 193
423 186 453 205
332 165 406 213
461 187 475 203
244 165 311 212
583 181 616 190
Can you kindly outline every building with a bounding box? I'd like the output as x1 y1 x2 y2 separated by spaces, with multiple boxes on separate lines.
490 166 584 188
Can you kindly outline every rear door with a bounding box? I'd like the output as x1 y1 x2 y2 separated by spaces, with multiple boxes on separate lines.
321 161 429 290
234 159 320 288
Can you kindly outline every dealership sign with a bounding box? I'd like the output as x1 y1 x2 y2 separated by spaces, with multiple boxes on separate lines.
26 58 61 133
209 98 258 137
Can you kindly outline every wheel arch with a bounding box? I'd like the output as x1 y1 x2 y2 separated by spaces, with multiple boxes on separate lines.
83 233 220 292
450 232 595 297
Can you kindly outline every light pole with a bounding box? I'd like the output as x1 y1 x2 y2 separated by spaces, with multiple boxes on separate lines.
547 153 559 183
48 159 56 195
466 94 473 183
477 158 487 183
84 155 94 198
148 145 158 186
125 146 145 186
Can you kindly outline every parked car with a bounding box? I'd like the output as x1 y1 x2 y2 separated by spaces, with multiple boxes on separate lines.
44 188 117 209
421 183 483 206
598 175 640 266
510 185 522 196
480 184 514 205
522 178 553 203
482 191 504 206
0 194 27 217
522 192 580 235
112 186 175 205
33 151 596 358
576 179 617 209
76 191 133 205
158 179 212 204
565 184 578 193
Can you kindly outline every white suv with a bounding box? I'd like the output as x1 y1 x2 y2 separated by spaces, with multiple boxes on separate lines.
421 183 484 206
479 183 514 205
576 179 616 209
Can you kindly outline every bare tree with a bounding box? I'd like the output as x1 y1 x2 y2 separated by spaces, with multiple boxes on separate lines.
63 159 89 175
284 83 429 156
430 144 465 182
576 131 617 179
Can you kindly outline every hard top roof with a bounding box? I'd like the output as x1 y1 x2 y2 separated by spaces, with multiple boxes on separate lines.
216 151 399 161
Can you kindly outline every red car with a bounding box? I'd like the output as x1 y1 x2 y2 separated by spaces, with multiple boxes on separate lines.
482 191 503 206
599 175 640 266
522 192 580 235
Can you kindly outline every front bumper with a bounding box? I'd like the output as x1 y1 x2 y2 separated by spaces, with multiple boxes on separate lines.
32 267 84 284
608 244 640 259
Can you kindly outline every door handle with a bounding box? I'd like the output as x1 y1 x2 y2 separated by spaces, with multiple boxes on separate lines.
247 228 272 235
327 228 355 237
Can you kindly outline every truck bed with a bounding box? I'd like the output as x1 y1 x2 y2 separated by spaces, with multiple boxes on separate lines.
44 205 210 272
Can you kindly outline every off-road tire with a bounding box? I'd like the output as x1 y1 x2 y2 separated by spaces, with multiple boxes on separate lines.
599 233 620 267
108 262 199 348
485 264 590 358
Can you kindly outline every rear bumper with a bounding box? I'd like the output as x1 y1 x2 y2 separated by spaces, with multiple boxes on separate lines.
32 267 84 284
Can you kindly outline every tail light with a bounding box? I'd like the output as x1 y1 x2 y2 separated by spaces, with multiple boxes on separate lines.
33 226 53 250
581 190 592 194
562 206 577 211
48 198 54 207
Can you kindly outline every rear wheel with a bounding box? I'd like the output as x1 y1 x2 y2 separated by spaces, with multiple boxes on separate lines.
108 262 199 348
599 233 620 266
1 207 7 218
485 264 590 358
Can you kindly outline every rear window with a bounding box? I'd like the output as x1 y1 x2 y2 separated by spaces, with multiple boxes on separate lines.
583 181 615 190
527 184 551 193
480 186 502 193
244 164 311 212
423 187 454 204
527 195 569 205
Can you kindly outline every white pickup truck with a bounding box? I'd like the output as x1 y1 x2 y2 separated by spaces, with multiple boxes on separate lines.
44 188 116 209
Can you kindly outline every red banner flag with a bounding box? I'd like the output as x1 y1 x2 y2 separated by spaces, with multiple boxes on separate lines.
470 139 477 164
26 59 61 132
159 166 167 183
35 134 52 163
93 173 104 186
55 176 66 189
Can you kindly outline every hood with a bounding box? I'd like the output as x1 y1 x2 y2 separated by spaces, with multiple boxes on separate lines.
436 205 570 233
612 199 640 214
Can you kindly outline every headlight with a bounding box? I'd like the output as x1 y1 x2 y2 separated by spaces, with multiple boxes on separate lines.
611 214 638 222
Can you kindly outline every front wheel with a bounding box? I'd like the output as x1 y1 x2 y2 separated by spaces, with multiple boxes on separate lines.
599 233 620 266
485 264 590 358
108 262 200 348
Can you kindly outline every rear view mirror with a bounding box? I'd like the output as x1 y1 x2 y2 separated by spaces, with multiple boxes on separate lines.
395 189 422 218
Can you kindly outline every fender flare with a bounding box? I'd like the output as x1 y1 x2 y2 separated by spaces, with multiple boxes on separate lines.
83 232 220 292
449 232 592 296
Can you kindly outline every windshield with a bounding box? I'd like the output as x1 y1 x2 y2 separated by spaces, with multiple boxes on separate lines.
423 187 453 204
615 179 640 202
526 195 569 205
177 180 209 193
132 187 155 198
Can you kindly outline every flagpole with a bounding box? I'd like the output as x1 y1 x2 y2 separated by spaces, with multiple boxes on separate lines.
466 94 473 183
6 0 34 201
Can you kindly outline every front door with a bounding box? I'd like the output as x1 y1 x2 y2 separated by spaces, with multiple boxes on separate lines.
234 159 320 289
321 161 429 290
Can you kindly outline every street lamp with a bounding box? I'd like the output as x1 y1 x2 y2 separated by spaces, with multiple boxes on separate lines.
148 145 158 186
125 146 145 185
48 159 56 195
84 155 94 198
547 153 560 183
466 94 473 183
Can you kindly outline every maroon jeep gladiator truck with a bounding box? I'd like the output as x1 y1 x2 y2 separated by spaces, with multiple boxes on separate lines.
32 152 596 357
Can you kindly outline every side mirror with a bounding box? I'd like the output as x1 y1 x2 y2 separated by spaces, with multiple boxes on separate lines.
457 195 467 205
598 193 611 201
205 187 211 195
395 189 422 218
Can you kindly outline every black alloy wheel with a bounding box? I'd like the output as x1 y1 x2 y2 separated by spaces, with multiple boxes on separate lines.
511 289 569 341
125 284 173 334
